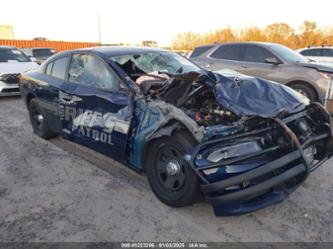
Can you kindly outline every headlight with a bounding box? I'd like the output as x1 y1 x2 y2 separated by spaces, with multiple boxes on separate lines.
206 141 262 163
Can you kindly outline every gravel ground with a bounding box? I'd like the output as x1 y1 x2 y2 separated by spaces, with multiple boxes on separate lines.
0 96 332 242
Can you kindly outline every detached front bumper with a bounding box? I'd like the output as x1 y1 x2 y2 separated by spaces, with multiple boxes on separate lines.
188 103 333 216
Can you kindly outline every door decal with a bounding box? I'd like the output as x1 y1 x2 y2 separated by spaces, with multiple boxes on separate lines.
58 91 130 145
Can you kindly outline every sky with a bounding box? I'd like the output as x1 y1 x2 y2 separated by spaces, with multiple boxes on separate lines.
0 0 332 47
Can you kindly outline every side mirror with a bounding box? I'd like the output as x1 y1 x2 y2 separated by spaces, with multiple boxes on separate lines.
265 57 280 65
30 57 37 62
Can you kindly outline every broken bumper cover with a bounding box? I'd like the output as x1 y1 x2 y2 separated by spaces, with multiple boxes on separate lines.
202 150 328 216
188 104 333 216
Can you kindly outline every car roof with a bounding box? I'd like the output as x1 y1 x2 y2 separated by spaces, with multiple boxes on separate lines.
75 46 168 57
298 46 333 51
194 41 280 49
41 46 171 69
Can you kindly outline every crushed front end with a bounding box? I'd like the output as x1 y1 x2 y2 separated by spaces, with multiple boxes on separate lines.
186 103 332 215
131 67 333 216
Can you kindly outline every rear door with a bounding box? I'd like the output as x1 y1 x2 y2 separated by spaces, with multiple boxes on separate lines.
204 44 243 71
238 44 281 80
59 53 132 162
34 56 70 134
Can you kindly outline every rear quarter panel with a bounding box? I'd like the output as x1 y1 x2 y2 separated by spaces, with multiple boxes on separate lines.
20 70 62 133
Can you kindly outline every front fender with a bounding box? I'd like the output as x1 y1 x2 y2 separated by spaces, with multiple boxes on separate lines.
129 99 204 170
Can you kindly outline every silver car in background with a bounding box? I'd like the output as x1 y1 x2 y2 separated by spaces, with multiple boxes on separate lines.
190 42 333 102
0 46 38 96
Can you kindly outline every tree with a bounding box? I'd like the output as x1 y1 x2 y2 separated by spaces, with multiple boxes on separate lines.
265 23 295 47
213 28 237 43
170 21 333 51
300 21 322 47
240 27 266 41
171 32 202 51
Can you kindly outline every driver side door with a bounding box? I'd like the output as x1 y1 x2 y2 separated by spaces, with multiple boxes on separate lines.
59 53 133 162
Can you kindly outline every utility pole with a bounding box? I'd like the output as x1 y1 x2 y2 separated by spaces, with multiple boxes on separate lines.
97 11 102 44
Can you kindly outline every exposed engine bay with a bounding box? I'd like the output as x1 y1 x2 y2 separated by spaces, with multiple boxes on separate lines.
111 54 251 128
134 72 240 127
181 88 239 126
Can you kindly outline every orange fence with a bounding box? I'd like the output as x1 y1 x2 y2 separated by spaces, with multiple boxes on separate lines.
0 39 100 52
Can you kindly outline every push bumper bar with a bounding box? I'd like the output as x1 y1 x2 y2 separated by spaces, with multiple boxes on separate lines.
189 103 333 215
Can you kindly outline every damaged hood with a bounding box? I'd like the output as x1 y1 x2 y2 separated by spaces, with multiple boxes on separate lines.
212 70 309 118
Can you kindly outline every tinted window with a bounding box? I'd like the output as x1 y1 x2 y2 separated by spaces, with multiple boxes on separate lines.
190 45 215 58
69 54 120 91
33 49 55 58
0 47 31 62
243 45 275 63
210 45 241 60
300 49 321 56
50 57 69 79
322 49 333 57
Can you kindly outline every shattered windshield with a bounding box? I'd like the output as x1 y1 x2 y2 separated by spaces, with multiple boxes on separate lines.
110 51 201 75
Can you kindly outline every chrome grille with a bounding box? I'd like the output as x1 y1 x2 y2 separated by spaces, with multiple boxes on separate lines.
0 73 21 84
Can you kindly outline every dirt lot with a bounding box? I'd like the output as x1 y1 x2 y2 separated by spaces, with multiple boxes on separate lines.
0 97 332 242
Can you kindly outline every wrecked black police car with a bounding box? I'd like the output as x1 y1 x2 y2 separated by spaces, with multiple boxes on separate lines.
20 47 333 216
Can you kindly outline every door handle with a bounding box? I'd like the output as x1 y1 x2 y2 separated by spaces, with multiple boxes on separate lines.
240 65 248 68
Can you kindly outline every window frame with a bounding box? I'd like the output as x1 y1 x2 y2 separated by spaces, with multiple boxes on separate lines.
44 55 70 80
50 56 71 80
208 44 242 61
45 61 54 75
66 52 128 94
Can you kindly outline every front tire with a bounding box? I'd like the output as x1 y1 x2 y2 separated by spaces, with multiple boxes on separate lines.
289 82 317 102
145 131 200 207
28 99 55 139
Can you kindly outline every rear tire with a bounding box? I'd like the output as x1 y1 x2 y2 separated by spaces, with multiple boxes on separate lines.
28 99 55 139
289 82 318 102
145 131 200 207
